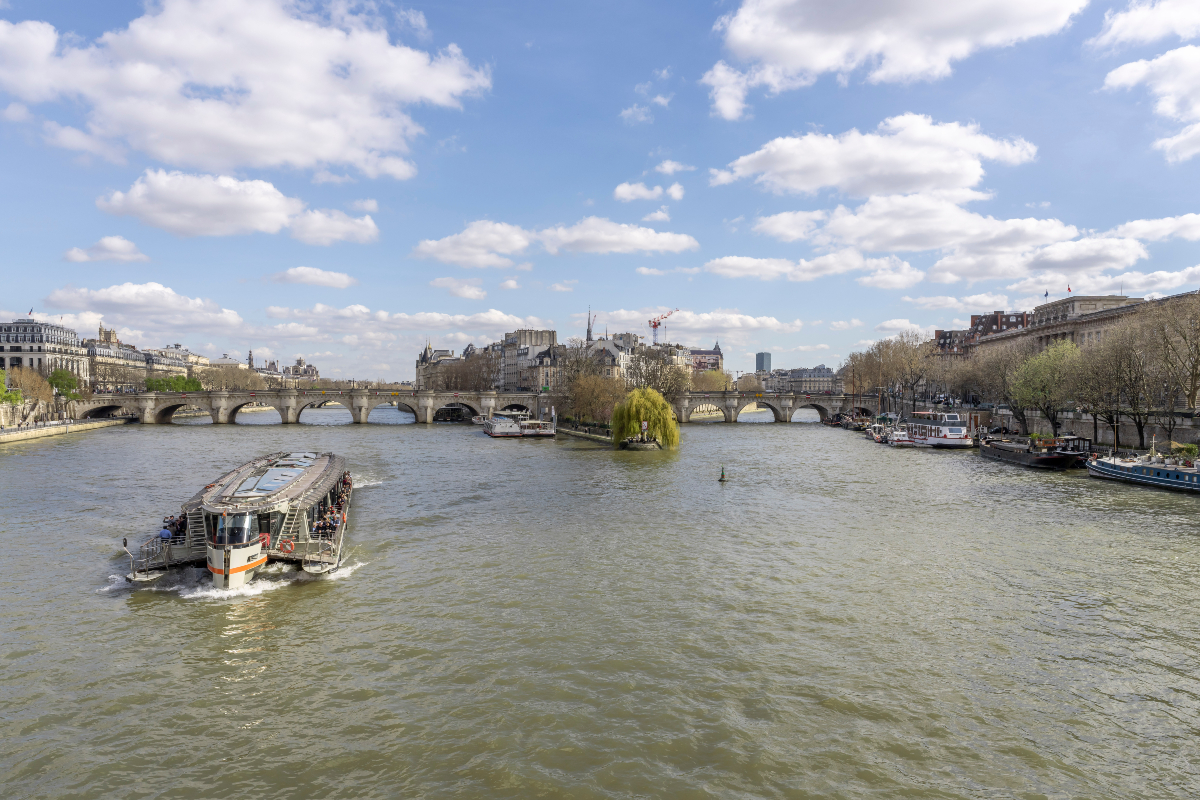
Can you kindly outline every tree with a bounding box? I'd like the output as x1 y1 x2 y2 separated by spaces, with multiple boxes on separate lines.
145 375 203 392
624 348 691 402
0 369 22 405
611 387 679 448
47 369 78 397
1012 340 1078 437
972 340 1037 434
692 369 732 391
1072 337 1123 448
568 375 627 423
1151 290 1200 409
7 367 53 404
198 366 266 390
892 330 933 412
737 373 763 391
434 348 500 391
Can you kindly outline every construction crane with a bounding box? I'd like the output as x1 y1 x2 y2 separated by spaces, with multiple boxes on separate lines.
648 308 679 344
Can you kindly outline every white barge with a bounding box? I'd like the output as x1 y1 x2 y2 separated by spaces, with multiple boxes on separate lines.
124 452 353 587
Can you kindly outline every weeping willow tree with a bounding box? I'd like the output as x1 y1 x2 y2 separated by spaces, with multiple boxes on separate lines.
611 387 679 448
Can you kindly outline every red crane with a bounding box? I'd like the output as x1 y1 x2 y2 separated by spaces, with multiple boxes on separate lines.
648 308 679 344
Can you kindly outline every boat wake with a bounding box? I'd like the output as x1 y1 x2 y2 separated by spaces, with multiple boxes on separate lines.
100 556 368 600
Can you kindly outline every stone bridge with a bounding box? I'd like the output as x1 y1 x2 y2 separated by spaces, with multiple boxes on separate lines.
674 391 876 423
70 389 549 424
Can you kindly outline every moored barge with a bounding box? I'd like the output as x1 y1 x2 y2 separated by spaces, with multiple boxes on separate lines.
1086 452 1200 492
125 452 353 587
980 439 1080 469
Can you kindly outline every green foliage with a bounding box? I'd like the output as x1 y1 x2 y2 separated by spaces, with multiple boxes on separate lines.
0 369 21 405
145 375 203 392
611 386 679 448
47 369 78 395
1171 442 1199 458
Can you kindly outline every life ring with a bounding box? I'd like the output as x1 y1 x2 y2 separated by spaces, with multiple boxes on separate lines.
280 538 294 553
260 532 271 547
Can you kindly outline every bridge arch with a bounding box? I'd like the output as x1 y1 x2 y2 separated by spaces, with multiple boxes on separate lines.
432 400 480 422
734 398 788 422
81 402 132 419
790 403 829 422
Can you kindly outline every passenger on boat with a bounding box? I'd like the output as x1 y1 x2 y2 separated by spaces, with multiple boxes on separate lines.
159 526 172 540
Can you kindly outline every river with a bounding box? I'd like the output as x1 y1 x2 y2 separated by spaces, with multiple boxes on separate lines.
2 406 1198 798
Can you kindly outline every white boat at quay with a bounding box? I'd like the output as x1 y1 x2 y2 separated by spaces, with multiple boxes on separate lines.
123 451 353 587
483 414 556 438
905 411 974 449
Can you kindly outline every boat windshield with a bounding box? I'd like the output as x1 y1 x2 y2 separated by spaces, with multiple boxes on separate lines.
213 513 255 545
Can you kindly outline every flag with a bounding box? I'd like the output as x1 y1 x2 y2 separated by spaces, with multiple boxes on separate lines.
28 307 33 314
1067 285 1071 293
1044 291 1048 299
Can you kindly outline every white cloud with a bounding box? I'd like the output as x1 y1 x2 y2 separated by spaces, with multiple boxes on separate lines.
704 249 916 284
636 267 666 276
2 102 30 122
642 206 671 222
0 0 490 177
412 220 535 267
666 182 685 200
1106 45 1200 161
538 217 699 254
1109 212 1200 241
585 307 804 343
63 235 148 263
704 0 1086 119
351 199 379 213
620 104 653 124
267 303 546 333
829 319 863 330
271 266 358 289
712 114 1036 196
650 94 673 107
753 210 828 241
856 259 925 289
43 121 124 162
655 160 695 175
902 292 1009 311
550 282 576 292
47 281 244 338
1091 0 1200 49
289 209 379 246
97 170 375 244
875 318 926 334
415 217 699 266
1006 265 1200 296
430 277 486 299
636 266 700 276
499 279 520 289
792 344 830 352
614 182 663 201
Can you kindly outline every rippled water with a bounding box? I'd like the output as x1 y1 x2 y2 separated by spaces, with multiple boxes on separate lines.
2 406 1199 798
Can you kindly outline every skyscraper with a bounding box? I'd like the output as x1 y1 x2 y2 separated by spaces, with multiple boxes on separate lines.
755 351 771 372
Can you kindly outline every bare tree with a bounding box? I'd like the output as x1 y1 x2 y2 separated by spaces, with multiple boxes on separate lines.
1152 291 1200 409
973 340 1037 434
1012 340 1078 437
624 348 690 402
1072 337 1123 447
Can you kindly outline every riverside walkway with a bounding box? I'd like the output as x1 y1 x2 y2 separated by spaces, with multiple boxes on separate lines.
70 389 877 425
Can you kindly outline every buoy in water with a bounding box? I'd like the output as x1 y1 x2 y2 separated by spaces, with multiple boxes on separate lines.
718 466 728 483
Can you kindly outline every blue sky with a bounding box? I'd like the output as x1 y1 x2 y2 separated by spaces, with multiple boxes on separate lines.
3 0 1200 380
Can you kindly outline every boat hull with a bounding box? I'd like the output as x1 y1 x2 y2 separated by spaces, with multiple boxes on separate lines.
980 443 1079 470
1087 457 1200 492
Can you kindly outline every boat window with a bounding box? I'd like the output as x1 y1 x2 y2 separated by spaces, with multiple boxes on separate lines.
214 513 255 545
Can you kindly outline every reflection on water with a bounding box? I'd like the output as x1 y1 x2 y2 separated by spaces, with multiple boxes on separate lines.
2 407 1199 799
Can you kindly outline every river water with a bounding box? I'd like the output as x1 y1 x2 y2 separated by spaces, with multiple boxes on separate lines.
2 406 1199 798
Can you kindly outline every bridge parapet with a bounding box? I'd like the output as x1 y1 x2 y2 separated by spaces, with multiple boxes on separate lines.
674 392 877 423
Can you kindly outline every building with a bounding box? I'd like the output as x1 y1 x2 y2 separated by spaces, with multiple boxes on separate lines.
934 328 972 356
971 295 1146 355
143 343 210 369
756 351 771 372
415 343 459 389
84 325 146 391
282 357 319 381
501 329 557 390
521 345 563 391
969 310 1029 338
761 368 791 392
1 317 90 382
210 353 249 369
691 342 723 372
788 364 839 394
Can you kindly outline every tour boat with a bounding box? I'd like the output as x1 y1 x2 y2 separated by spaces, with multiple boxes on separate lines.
905 411 974 449
888 427 916 447
519 419 556 438
471 415 487 425
124 452 353 586
1086 447 1200 492
483 415 522 437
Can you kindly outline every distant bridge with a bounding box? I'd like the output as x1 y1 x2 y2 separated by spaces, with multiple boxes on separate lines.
70 389 878 425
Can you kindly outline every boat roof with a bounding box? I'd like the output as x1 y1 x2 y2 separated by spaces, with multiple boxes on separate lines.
183 452 347 513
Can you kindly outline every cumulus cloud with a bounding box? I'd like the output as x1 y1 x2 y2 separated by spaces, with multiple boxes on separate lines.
2 102 30 122
412 220 535 268
0 0 490 177
1006 265 1200 297
614 182 663 201
636 266 700 276
97 169 376 244
537 217 699 254
430 277 486 299
703 0 1086 119
499 279 520 289
620 104 653 124
550 282 575 292
47 281 244 337
266 303 547 335
642 206 671 222
582 307 804 343
875 318 930 335
271 266 358 289
705 249 918 284
351 199 379 213
902 293 1010 311
63 235 148 263
1090 0 1200 49
1109 212 1200 241
829 319 863 330
666 182 685 200
655 160 695 175
856 259 925 289
711 114 1035 196
1106 45 1200 161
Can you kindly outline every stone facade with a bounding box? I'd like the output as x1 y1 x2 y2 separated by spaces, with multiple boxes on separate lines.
1 317 90 382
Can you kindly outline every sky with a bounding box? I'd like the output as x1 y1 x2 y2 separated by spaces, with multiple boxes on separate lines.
3 0 1200 381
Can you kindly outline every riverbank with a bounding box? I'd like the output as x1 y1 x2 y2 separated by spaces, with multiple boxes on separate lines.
557 425 612 443
0 417 136 444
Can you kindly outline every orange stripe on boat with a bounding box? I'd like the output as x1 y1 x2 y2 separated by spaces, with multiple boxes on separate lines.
208 555 268 575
